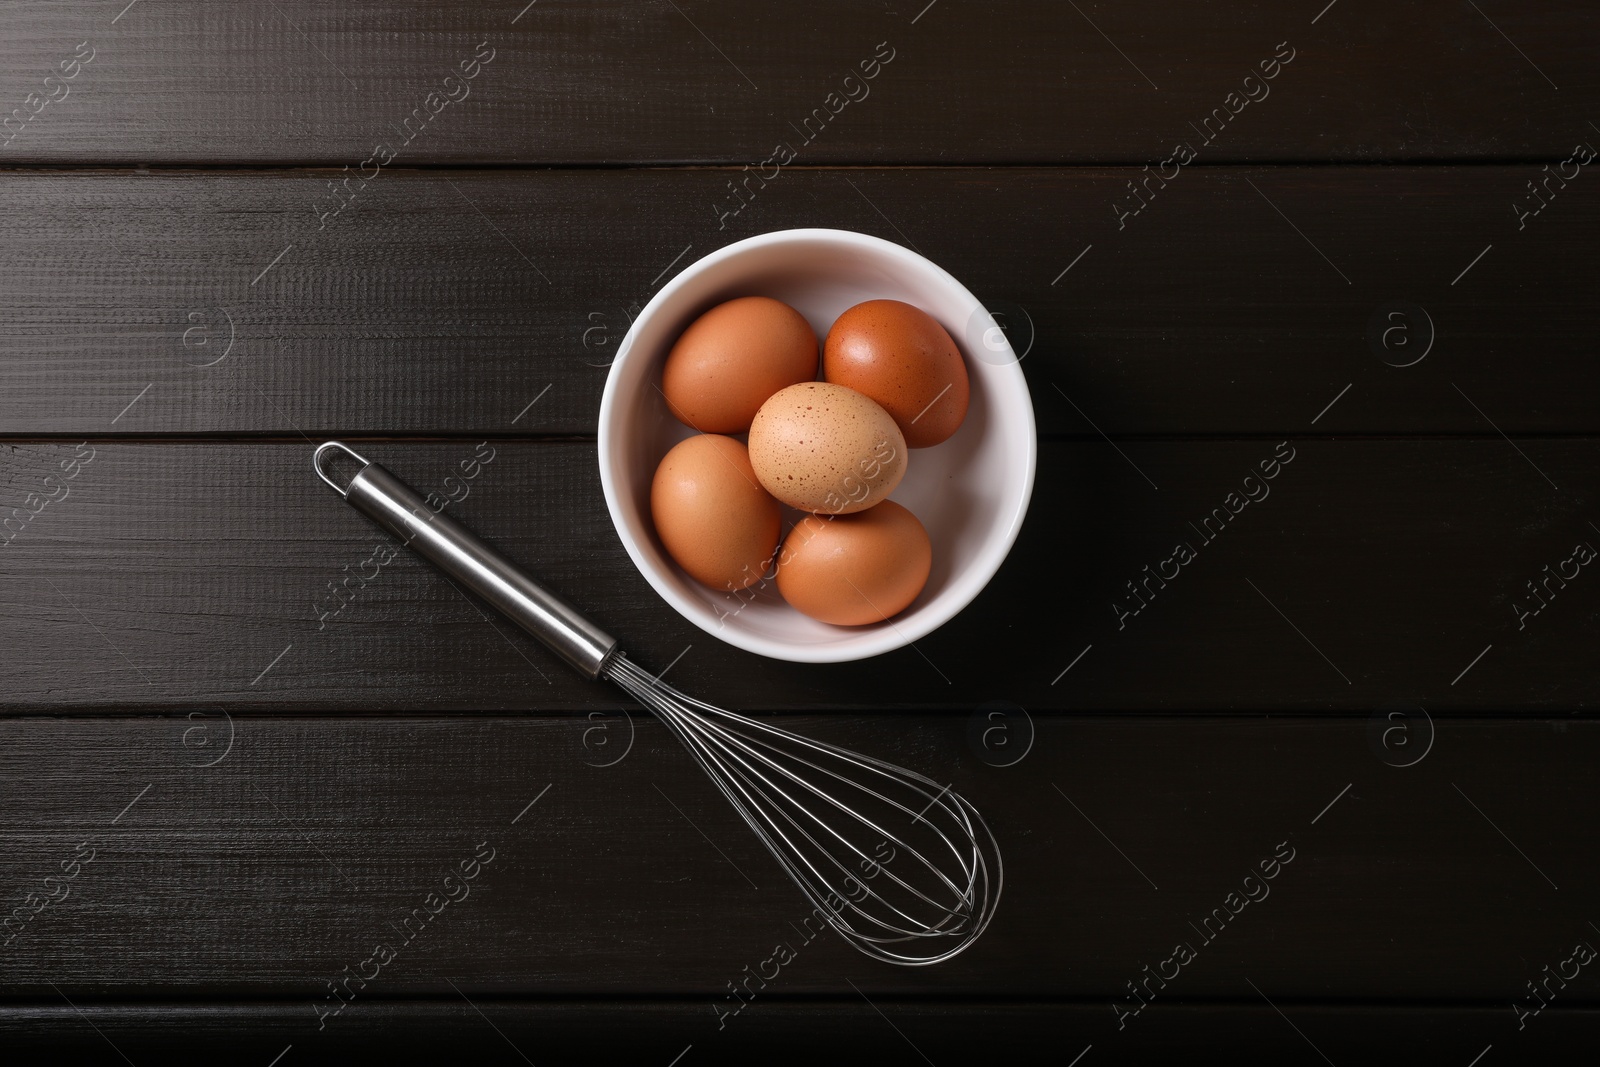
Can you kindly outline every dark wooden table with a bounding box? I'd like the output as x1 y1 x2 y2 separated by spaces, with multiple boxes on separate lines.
3 1 1598 1062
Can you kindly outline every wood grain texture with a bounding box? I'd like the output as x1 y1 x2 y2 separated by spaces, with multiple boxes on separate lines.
1 1002 1594 1063
1 716 1595 1002
1 440 1595 712
0 1 1593 164
1 167 1596 437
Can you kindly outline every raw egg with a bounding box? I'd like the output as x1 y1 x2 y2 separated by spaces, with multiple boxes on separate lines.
662 296 819 433
776 500 932 626
823 299 969 448
650 434 780 592
747 381 906 515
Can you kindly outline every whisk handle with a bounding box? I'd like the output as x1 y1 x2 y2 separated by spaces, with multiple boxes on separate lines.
313 442 618 680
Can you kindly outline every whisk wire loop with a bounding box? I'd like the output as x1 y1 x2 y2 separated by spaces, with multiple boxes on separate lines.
608 655 1001 965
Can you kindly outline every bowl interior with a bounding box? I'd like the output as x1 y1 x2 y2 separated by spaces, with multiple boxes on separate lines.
600 229 1034 663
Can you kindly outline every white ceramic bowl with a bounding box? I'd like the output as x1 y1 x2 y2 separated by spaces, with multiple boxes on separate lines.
597 228 1036 663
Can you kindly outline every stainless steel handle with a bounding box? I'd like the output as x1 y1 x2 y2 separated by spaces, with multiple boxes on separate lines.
313 441 617 680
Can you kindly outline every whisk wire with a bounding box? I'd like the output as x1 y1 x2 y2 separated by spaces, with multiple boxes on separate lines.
661 708 964 945
653 695 970 939
608 654 1001 965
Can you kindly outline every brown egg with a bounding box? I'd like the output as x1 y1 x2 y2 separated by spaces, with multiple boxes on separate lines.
776 500 932 626
823 299 970 448
650 434 780 591
662 296 819 433
747 382 906 515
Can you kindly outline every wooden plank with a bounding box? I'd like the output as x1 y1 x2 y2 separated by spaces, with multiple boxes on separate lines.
1 715 1596 1003
0 2 1593 164
0 1002 1592 1062
1 167 1596 437
3 439 1596 712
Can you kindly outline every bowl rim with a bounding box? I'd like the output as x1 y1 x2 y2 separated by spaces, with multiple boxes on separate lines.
597 226 1037 663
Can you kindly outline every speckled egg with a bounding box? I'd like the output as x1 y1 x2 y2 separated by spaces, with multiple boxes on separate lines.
823 299 970 448
746 382 906 514
650 434 781 591
661 296 819 433
776 500 933 626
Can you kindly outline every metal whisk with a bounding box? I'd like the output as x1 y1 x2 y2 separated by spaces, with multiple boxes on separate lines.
314 442 1001 965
